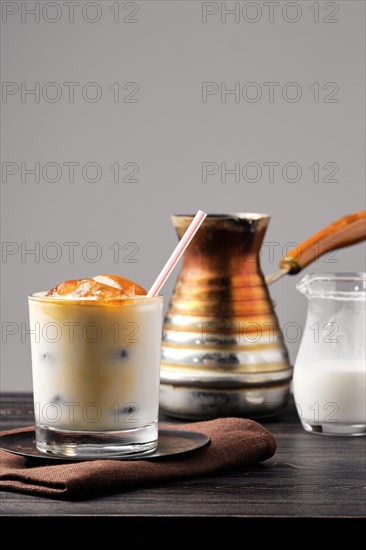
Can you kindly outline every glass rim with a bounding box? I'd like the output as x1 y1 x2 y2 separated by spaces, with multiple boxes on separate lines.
297 272 366 299
172 212 270 221
299 272 366 283
28 292 163 306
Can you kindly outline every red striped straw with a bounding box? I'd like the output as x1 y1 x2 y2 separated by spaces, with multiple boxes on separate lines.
147 210 207 298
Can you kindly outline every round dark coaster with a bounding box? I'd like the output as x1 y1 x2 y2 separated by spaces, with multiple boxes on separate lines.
0 428 210 461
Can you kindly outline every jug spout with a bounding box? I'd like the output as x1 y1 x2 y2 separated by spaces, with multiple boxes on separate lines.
296 274 313 298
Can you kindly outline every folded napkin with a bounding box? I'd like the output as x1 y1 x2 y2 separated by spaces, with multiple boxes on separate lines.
0 418 276 500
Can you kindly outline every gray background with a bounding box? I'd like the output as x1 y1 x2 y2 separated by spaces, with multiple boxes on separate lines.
1 0 365 391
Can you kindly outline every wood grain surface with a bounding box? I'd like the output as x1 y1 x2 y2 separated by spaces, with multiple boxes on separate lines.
1 394 365 518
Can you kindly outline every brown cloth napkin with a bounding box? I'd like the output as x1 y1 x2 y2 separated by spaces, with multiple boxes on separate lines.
0 418 276 500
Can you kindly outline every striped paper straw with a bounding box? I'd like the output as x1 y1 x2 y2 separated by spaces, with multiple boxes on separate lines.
147 210 207 298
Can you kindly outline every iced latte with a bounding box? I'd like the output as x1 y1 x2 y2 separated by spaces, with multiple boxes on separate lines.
28 275 163 457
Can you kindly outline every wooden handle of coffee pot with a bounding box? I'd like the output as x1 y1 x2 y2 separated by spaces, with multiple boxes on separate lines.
279 211 366 274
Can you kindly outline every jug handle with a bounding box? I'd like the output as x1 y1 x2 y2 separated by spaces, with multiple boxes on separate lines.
266 211 366 284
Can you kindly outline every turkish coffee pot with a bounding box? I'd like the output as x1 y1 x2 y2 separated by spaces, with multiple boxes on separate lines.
160 211 366 419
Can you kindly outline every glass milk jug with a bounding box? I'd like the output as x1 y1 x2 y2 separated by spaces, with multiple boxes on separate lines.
293 273 366 436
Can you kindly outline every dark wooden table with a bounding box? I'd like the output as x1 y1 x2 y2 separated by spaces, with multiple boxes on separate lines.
0 393 365 520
